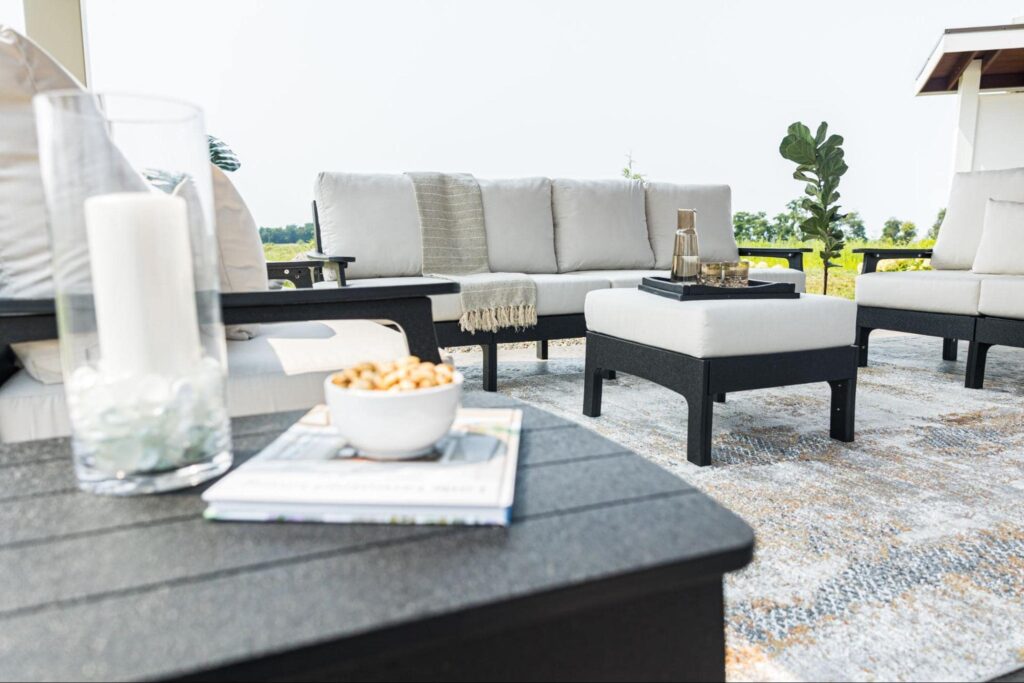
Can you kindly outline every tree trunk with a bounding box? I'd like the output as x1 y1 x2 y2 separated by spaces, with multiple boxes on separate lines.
822 266 830 295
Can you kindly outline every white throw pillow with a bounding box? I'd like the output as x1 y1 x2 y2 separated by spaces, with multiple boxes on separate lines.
479 177 557 273
551 179 655 272
314 172 423 279
0 26 81 299
971 199 1024 275
932 167 1024 270
211 167 268 340
644 182 737 267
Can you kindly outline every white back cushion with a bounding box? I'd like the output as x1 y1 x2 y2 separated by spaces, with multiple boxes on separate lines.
645 182 736 267
479 177 557 273
314 172 422 279
0 26 81 298
551 179 654 272
932 168 1024 270
971 199 1024 275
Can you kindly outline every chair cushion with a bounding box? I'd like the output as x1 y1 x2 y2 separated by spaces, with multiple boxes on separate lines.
0 320 409 443
978 276 1024 320
0 27 81 299
585 289 855 358
971 199 1024 275
749 267 807 293
931 168 1024 270
314 173 423 279
574 270 667 288
529 273 610 316
855 270 985 316
479 178 557 273
644 183 737 267
551 179 655 272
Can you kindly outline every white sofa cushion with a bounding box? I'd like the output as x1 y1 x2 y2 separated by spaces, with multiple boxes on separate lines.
644 183 737 267
314 173 423 279
931 168 1024 270
0 320 409 443
978 276 1024 320
971 199 1024 275
749 267 807 293
551 179 655 272
585 289 855 359
575 269 667 288
856 270 985 316
479 177 557 273
529 273 611 316
0 27 81 299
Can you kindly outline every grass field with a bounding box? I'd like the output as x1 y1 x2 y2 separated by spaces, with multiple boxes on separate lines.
262 238 935 300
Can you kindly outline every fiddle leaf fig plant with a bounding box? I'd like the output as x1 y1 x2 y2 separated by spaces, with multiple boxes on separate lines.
779 121 848 295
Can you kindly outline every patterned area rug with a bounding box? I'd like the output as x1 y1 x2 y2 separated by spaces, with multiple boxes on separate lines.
459 335 1024 682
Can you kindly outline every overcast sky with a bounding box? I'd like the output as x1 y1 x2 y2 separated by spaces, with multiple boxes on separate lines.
9 1 1024 235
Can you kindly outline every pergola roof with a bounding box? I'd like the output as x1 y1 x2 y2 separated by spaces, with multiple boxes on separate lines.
915 23 1024 95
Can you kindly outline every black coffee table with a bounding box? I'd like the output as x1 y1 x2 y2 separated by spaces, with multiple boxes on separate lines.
0 393 753 681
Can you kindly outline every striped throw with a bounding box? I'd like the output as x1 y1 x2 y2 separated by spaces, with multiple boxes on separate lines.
406 172 537 333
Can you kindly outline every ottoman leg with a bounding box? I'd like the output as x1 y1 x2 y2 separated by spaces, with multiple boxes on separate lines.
828 377 856 442
942 338 959 362
965 342 991 389
583 357 604 418
714 393 726 403
601 369 617 380
686 394 714 467
536 340 548 360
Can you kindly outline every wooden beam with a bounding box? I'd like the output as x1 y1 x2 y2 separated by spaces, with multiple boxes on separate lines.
946 51 979 91
22 0 88 85
980 49 1004 74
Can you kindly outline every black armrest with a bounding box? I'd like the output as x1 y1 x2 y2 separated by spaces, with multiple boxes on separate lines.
737 247 812 272
852 248 933 274
266 253 356 288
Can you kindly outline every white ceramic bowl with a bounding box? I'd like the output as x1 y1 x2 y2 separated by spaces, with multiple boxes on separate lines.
323 371 464 458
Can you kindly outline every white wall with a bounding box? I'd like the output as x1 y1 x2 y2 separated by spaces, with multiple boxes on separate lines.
973 93 1024 171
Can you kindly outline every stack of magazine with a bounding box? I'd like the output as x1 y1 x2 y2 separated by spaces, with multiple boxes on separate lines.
202 406 522 526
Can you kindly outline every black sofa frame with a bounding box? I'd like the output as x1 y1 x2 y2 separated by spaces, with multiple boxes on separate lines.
854 247 1023 389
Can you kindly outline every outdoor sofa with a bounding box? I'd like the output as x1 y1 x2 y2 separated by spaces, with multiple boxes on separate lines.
304 173 811 391
855 167 1024 388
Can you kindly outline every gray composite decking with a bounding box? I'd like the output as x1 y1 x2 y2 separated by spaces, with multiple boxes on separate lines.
0 393 754 681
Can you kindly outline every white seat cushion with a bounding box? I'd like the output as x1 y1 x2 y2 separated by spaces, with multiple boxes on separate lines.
856 270 985 316
0 321 409 443
978 276 1024 320
314 173 423 279
750 267 807 293
644 183 737 267
585 289 855 358
479 178 558 274
551 179 655 272
931 168 1024 270
574 269 667 288
529 273 611 316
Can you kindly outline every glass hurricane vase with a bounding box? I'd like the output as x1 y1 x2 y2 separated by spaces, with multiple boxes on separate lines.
34 92 231 495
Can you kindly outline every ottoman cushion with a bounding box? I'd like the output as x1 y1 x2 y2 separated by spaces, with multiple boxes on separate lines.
585 289 856 358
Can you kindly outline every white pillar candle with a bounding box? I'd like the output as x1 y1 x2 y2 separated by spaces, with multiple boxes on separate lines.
84 193 202 380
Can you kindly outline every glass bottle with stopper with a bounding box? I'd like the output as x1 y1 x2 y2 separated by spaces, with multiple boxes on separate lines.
671 209 700 282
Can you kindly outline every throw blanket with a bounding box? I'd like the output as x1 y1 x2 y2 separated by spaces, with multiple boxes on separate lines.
406 172 537 333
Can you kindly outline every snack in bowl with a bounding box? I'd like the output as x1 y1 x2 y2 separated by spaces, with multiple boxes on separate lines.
324 356 463 459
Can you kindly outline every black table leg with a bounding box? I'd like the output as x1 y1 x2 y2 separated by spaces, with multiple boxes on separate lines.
583 354 604 418
714 393 726 403
536 340 548 360
374 297 443 364
481 344 498 392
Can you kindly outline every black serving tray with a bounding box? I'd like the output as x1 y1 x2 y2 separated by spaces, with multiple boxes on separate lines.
638 277 799 301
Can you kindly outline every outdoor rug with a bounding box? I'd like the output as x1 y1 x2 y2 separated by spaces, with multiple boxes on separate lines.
459 334 1024 682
